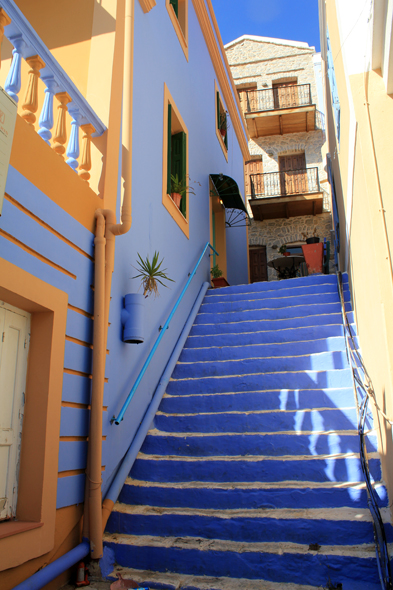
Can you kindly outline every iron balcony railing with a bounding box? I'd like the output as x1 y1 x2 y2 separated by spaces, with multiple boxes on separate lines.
250 167 320 199
241 84 312 113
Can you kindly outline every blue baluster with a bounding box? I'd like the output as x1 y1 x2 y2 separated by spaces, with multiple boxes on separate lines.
38 76 57 144
4 35 25 103
66 105 81 171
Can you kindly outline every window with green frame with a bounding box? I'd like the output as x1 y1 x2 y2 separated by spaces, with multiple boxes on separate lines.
217 91 228 150
167 103 187 218
169 0 186 36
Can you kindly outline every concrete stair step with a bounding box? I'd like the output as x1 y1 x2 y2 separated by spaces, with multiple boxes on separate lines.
118 479 389 510
167 368 354 395
129 454 382 485
202 281 349 305
186 323 350 346
160 387 356 413
140 431 377 458
194 302 352 325
190 312 355 334
199 290 350 314
153 407 358 433
172 351 350 380
179 337 348 362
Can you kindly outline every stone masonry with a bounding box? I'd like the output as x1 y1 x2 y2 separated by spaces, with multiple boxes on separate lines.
225 36 333 280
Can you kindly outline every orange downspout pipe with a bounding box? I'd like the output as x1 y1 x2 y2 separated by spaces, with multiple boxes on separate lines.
87 0 134 557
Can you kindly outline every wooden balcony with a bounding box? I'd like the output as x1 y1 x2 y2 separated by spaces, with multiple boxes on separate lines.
240 84 319 137
249 167 324 220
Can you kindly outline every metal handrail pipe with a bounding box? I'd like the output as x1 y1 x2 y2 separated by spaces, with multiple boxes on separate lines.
112 242 218 425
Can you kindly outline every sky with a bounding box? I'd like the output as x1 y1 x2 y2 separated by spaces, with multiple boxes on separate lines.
210 0 321 52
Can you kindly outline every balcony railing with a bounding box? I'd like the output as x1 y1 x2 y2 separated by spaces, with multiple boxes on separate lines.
250 167 320 199
241 84 312 114
0 1 106 187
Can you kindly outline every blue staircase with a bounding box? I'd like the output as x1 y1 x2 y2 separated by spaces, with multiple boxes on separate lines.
102 274 391 590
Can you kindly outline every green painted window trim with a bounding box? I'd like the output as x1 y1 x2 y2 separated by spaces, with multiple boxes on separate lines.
170 0 178 17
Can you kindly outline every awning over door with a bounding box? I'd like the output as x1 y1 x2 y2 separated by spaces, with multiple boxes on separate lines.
210 174 247 213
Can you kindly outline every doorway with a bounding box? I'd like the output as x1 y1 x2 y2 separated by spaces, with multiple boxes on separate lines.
249 246 268 283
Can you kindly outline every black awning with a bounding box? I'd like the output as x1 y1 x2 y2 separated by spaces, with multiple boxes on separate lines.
210 174 247 213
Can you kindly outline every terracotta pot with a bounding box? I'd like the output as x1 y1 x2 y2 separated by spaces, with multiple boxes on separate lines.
283 252 290 257
301 243 323 274
220 128 226 138
171 192 182 208
212 277 230 288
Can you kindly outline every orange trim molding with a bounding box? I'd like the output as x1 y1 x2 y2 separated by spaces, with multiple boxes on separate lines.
191 0 250 160
138 0 156 12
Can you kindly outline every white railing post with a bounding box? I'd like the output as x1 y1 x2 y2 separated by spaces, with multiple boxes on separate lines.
66 105 81 171
38 75 57 144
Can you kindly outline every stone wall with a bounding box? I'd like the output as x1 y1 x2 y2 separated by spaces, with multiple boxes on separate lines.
249 213 335 280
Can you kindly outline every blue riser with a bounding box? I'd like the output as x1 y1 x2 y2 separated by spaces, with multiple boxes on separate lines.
199 291 350 314
166 369 354 395
190 312 355 335
106 512 385 546
104 543 382 589
153 407 357 433
118 483 388 510
140 432 376 457
204 274 344 296
194 302 352 325
203 281 349 304
185 324 348 347
130 456 382 484
179 337 347 362
160 388 356 413
172 351 349 379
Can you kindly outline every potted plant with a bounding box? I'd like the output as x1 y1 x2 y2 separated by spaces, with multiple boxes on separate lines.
170 174 199 209
132 251 174 298
301 229 320 244
219 110 230 139
279 244 290 257
211 264 229 288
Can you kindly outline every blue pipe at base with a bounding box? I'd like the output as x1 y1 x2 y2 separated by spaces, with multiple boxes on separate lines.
12 541 89 590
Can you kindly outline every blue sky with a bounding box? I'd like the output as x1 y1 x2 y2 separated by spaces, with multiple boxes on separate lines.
211 0 321 52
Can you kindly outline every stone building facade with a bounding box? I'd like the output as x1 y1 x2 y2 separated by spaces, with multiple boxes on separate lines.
225 35 333 280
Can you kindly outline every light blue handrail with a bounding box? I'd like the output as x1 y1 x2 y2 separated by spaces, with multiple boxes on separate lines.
112 241 218 425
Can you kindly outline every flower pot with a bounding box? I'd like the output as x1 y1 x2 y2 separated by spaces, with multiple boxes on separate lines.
220 128 226 138
306 237 320 244
301 243 323 275
212 277 230 288
171 192 182 208
121 293 145 344
283 252 290 257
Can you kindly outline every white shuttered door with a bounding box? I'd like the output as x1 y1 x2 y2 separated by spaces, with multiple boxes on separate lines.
0 303 30 520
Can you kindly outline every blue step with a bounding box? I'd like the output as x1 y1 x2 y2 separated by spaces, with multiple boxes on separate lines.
140 432 377 457
160 388 356 413
179 337 348 362
167 368 354 395
130 456 381 484
118 482 389 510
172 351 350 379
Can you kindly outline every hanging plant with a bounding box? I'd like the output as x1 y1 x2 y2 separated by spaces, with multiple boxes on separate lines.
132 251 174 298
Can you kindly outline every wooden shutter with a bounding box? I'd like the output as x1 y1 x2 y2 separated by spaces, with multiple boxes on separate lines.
279 154 308 195
245 159 263 197
167 104 172 195
171 131 187 216
216 91 220 130
249 247 268 283
170 0 178 17
0 306 30 520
